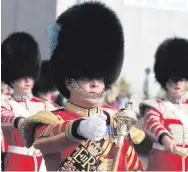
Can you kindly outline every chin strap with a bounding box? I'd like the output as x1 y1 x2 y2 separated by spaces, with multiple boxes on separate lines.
69 78 105 99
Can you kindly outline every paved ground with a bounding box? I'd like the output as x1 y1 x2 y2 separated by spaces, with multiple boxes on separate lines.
138 154 148 169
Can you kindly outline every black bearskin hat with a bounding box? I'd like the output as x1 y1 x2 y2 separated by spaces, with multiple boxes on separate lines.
154 37 188 89
50 2 124 98
32 60 56 95
1 32 41 85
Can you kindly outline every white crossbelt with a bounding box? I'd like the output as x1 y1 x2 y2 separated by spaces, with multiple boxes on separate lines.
8 145 42 156
8 145 47 171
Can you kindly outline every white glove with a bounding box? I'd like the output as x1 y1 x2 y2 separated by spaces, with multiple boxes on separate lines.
77 114 107 141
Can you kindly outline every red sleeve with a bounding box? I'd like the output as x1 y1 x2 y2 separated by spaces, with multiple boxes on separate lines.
144 107 172 142
34 111 86 154
118 139 144 171
1 104 16 128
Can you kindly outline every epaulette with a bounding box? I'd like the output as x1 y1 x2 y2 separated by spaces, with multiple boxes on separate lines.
19 110 60 148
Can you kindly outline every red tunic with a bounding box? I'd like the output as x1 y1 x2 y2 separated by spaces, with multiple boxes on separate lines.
1 131 8 153
140 98 188 171
32 102 143 171
1 94 57 171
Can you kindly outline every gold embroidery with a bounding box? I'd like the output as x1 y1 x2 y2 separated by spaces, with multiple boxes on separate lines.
56 115 64 122
126 146 132 156
43 125 55 136
99 143 113 162
58 123 63 134
72 146 96 170
66 102 98 117
58 142 104 171
127 148 135 168
65 121 83 142
58 139 114 171
87 142 103 157
133 158 139 170
100 159 113 171
20 110 61 146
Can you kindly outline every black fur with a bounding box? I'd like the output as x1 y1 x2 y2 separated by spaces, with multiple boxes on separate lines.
50 2 124 98
154 37 188 89
1 32 41 85
32 60 56 95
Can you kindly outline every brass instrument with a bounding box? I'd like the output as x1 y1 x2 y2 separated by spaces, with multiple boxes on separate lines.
112 101 138 171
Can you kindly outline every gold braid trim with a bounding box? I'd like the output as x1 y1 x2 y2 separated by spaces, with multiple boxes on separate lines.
19 110 61 148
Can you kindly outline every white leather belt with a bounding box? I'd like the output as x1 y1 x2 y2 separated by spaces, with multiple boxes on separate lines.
153 143 188 152
8 145 42 157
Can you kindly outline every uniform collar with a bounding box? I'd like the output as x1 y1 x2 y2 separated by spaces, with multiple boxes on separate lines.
12 93 33 101
66 101 99 117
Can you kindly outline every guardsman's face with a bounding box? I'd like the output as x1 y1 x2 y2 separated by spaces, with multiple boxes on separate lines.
77 78 105 95
12 77 34 95
69 78 105 108
167 77 188 99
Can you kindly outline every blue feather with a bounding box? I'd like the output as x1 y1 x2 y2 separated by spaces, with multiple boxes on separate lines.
48 23 61 56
